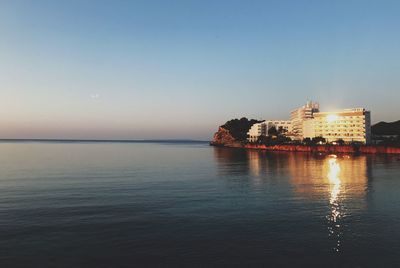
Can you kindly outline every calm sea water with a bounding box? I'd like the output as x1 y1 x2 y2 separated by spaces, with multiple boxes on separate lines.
1 141 400 267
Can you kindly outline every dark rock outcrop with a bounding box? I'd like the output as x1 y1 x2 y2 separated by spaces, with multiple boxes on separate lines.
211 127 239 146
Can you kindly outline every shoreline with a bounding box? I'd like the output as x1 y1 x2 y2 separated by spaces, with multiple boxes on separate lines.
210 142 400 154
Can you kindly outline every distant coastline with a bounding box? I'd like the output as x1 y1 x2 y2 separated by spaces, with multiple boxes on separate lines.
0 139 208 144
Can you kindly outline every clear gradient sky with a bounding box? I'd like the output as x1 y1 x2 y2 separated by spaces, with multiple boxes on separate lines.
1 0 400 140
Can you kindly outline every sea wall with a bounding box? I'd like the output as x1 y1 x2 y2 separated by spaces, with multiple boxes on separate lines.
243 144 356 153
211 143 400 154
359 146 400 154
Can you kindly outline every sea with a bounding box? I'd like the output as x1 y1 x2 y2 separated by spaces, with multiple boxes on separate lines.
1 140 400 267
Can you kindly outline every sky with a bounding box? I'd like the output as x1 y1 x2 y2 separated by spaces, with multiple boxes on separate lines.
1 0 400 140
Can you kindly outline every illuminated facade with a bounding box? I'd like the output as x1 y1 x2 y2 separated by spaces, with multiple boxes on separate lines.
312 108 371 144
290 101 320 140
248 103 371 144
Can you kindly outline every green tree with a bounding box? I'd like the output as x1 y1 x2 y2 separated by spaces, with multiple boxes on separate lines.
276 135 291 144
303 137 313 145
257 135 271 145
221 117 262 142
312 136 326 144
336 139 345 146
268 126 278 136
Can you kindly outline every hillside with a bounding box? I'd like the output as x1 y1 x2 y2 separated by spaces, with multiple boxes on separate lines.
211 117 262 145
220 117 262 142
372 120 400 136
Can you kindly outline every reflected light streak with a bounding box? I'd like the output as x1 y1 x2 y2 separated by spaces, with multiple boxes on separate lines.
327 156 342 252
284 153 368 253
328 158 341 209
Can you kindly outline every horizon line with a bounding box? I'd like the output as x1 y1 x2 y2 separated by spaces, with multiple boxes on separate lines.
0 138 209 143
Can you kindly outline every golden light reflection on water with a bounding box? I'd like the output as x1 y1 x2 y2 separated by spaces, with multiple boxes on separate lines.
213 148 369 252
327 157 342 252
288 154 368 253
328 157 341 215
248 150 262 177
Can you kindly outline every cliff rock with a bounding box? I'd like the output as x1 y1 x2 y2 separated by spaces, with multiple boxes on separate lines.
211 127 238 146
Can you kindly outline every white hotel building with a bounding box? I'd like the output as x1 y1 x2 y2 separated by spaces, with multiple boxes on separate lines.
303 108 371 144
247 120 292 142
290 101 320 140
247 102 371 144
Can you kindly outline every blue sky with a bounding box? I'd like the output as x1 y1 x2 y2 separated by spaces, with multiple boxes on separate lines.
1 0 400 139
